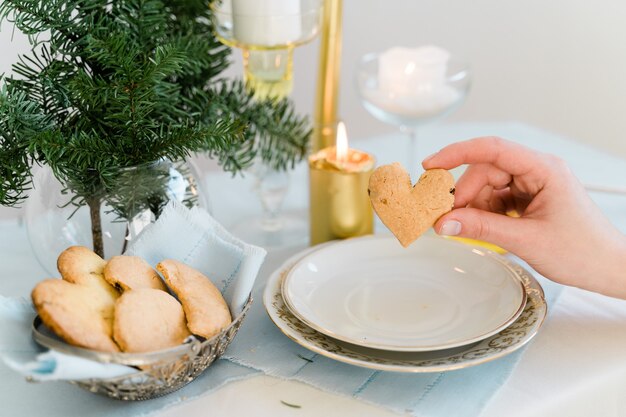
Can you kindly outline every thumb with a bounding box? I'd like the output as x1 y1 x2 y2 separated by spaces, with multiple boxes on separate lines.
434 208 532 254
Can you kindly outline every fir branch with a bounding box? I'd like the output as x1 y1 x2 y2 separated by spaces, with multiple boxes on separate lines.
0 0 85 49
0 0 311 221
165 0 231 86
206 80 311 170
112 0 168 51
9 45 74 123
0 84 51 205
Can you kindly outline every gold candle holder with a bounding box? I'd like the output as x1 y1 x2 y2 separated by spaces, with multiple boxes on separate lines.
310 0 371 245
309 123 375 245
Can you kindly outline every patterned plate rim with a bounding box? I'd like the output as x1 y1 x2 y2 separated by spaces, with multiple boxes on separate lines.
263 243 547 373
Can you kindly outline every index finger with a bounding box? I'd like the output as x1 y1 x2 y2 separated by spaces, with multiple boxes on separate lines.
422 136 542 176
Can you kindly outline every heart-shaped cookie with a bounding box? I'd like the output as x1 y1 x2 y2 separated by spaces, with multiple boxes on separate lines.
368 163 455 247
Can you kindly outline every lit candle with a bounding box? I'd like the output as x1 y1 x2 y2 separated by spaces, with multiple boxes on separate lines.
309 122 375 245
367 45 462 119
231 0 302 46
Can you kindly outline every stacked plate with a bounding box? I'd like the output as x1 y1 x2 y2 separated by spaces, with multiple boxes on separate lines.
263 235 547 373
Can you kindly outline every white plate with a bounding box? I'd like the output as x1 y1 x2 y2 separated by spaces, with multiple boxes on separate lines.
281 235 526 351
264 245 547 373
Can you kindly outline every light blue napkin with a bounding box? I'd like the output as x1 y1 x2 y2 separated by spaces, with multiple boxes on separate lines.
1 295 136 381
1 201 267 382
0 294 260 417
219 252 563 417
0 207 562 417
126 201 267 315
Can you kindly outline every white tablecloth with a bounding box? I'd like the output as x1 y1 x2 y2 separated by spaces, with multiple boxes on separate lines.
3 122 626 416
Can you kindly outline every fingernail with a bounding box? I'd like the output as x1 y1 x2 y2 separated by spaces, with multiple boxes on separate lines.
439 220 462 236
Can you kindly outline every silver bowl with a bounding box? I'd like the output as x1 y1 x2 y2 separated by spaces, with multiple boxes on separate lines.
31 297 253 400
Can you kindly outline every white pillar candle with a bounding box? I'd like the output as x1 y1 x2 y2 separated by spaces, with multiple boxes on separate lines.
232 0 302 46
371 45 461 119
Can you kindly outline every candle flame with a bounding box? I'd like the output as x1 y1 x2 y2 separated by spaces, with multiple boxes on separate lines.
336 121 348 162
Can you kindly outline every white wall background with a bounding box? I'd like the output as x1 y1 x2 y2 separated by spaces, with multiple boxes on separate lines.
1 0 626 218
287 0 626 156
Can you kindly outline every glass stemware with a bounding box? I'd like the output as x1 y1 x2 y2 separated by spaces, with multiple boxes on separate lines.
229 156 308 248
356 46 471 175
211 0 324 248
211 0 323 100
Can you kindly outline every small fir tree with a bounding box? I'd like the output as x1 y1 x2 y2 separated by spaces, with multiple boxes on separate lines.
0 0 310 256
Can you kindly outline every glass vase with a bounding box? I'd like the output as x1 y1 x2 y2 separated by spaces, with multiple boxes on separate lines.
25 159 207 276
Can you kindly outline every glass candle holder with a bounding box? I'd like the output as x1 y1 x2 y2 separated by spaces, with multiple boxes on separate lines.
211 0 323 100
25 159 207 276
356 46 471 174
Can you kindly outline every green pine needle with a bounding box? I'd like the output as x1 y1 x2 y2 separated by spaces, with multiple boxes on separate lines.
0 0 311 222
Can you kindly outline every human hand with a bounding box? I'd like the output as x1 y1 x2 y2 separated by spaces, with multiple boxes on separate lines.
423 136 626 299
